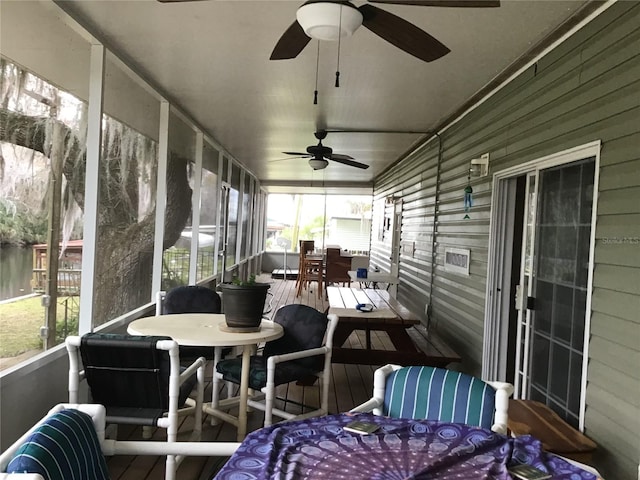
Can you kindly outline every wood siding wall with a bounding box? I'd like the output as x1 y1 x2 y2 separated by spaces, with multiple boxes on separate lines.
371 3 640 478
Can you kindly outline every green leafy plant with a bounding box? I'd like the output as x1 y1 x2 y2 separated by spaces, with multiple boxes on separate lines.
231 274 256 286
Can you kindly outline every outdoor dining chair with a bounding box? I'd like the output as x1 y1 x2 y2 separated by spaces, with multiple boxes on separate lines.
65 333 206 478
295 240 316 287
156 285 223 362
350 364 514 434
215 304 339 428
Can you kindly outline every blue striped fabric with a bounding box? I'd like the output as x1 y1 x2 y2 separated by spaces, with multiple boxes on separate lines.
7 408 110 480
383 366 496 429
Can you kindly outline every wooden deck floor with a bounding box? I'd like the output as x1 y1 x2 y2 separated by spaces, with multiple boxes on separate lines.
108 274 380 480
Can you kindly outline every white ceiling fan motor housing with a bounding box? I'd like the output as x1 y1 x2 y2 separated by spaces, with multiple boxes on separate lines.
296 2 363 41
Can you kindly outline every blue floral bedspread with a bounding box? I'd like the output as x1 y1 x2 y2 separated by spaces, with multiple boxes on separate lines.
214 413 597 480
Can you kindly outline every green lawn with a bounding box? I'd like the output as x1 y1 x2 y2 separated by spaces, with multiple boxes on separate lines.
0 296 77 357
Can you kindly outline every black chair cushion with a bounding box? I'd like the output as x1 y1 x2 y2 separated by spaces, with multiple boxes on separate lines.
216 355 318 391
263 304 328 372
80 333 196 424
216 304 328 390
162 285 223 361
163 285 221 315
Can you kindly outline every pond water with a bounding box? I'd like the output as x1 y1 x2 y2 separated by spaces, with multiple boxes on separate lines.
0 246 34 301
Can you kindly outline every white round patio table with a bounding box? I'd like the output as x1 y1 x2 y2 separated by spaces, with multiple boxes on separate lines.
127 313 283 440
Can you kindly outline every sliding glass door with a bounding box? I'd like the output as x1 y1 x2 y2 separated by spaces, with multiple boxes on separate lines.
515 157 595 428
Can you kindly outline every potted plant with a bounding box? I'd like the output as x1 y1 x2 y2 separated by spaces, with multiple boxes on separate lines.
218 275 270 331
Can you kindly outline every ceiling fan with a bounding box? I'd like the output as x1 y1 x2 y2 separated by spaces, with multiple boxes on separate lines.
157 0 499 62
270 0 500 63
281 130 369 170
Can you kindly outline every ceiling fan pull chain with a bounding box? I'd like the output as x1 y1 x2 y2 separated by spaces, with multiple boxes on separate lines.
335 5 342 88
314 41 320 105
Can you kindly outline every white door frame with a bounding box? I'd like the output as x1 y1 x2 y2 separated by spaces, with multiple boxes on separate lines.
482 141 600 430
389 199 403 297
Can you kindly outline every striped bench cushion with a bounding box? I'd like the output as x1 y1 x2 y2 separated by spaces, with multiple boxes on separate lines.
7 408 110 480
383 366 496 429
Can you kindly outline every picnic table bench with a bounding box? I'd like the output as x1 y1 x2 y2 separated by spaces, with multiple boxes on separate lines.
327 287 461 367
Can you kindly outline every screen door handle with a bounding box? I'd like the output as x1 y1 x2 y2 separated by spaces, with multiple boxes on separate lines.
526 296 536 310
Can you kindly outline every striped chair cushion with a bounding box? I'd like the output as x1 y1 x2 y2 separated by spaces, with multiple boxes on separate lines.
6 408 110 480
383 366 496 429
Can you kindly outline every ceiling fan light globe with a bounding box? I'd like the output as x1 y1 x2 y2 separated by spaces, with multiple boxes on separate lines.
296 2 363 41
309 158 329 170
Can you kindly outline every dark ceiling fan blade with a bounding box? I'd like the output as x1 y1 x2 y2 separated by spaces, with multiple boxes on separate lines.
271 155 309 162
270 21 312 60
368 0 499 7
329 153 355 161
329 156 369 169
359 4 450 62
282 151 311 156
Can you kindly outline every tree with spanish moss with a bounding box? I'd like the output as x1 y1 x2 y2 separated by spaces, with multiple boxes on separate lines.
0 61 193 327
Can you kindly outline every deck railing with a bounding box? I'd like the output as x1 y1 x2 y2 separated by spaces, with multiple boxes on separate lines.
31 269 82 295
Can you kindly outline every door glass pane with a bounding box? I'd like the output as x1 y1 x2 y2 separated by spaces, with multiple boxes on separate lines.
572 289 586 350
549 343 569 401
537 225 557 282
535 280 553 335
580 166 595 224
567 352 583 421
529 333 549 393
527 157 595 428
552 285 573 345
576 226 591 287
556 225 578 284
